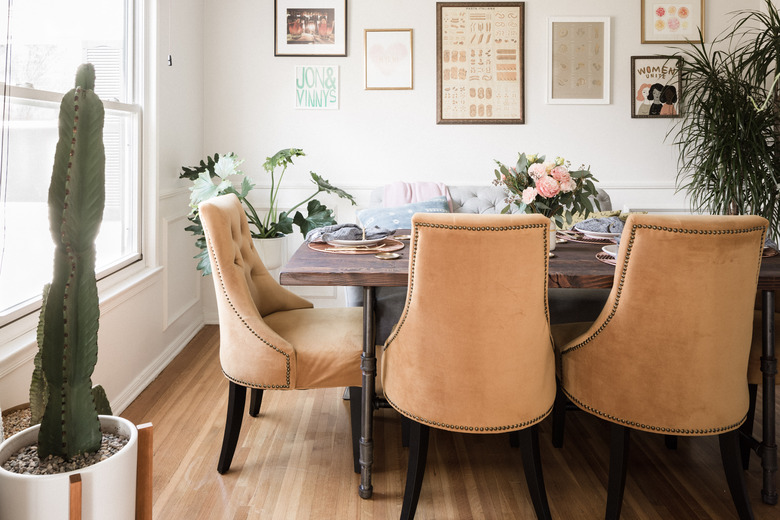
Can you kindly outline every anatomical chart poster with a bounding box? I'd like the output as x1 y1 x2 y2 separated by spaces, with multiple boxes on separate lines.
437 3 524 124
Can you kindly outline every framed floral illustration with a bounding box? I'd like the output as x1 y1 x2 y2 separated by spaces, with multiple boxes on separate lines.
547 16 610 104
436 2 525 124
364 29 413 90
641 1 704 44
631 56 681 118
274 0 347 57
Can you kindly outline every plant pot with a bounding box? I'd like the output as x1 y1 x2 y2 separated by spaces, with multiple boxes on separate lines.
0 415 138 520
253 235 288 278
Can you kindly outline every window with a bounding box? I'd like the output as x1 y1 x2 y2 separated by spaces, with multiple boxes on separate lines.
0 0 141 324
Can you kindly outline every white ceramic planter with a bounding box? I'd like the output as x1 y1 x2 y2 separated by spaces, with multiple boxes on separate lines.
0 415 138 520
253 236 288 282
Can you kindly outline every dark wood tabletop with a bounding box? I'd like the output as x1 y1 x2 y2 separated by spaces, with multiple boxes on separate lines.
280 235 780 290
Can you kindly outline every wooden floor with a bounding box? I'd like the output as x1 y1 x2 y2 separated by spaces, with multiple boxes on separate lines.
121 325 779 519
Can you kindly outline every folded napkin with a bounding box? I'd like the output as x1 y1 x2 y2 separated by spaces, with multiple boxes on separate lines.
576 216 625 234
305 223 391 243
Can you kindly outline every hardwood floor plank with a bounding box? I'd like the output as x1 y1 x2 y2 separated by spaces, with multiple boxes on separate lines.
121 326 780 519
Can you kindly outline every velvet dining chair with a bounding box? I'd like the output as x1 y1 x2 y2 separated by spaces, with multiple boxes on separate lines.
199 193 364 474
381 212 556 520
550 214 768 520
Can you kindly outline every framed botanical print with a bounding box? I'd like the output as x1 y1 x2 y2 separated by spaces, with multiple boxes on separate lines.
631 56 682 118
274 0 347 57
436 2 525 124
364 29 413 90
641 1 704 44
548 17 610 104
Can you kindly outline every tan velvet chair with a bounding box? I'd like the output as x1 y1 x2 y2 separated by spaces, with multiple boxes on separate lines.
199 194 364 474
381 212 556 520
551 214 768 520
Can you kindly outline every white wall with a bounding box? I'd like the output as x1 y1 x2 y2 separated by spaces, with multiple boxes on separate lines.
201 0 757 213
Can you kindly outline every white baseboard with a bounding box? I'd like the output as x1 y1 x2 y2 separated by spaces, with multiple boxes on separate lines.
111 320 204 414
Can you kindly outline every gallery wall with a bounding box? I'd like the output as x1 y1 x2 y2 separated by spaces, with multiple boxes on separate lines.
199 0 760 217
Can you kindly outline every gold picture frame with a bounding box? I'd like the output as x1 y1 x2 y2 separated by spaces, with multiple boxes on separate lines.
641 1 704 44
436 2 525 124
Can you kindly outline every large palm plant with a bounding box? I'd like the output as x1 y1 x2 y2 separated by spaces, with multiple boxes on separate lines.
671 0 780 239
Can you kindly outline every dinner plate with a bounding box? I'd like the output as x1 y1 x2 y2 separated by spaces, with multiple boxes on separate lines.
326 237 386 247
574 225 621 239
601 244 619 257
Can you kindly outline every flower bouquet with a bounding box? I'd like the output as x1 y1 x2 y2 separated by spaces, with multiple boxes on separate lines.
493 152 600 228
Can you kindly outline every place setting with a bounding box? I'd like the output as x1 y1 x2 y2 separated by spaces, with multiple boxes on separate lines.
304 223 405 258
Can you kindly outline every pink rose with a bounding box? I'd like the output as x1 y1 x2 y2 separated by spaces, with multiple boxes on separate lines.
551 165 571 184
522 187 537 204
655 7 665 17
536 175 561 198
528 163 546 179
561 178 577 193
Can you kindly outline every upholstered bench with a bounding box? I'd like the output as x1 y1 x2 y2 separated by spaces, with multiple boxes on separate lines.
347 185 613 344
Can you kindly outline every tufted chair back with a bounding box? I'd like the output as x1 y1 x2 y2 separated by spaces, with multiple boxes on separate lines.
382 211 556 432
199 193 313 389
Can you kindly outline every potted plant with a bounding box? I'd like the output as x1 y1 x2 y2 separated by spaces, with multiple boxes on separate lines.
0 64 139 520
670 0 780 239
180 148 356 274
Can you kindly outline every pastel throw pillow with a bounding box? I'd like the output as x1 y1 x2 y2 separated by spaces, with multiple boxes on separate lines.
357 196 450 230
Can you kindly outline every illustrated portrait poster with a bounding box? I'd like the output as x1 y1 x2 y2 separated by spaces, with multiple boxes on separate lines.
631 56 681 119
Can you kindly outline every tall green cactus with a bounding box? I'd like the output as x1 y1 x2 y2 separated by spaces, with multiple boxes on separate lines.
32 63 108 460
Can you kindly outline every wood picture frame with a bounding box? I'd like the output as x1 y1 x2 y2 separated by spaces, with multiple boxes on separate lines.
547 16 610 104
631 55 682 118
274 0 347 57
364 29 413 90
436 2 525 124
641 1 703 44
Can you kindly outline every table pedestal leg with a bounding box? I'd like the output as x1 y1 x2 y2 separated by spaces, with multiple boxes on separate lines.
359 286 376 499
762 290 778 505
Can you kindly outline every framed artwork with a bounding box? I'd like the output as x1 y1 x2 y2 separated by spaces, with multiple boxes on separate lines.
274 0 347 57
548 16 610 104
295 65 339 109
364 29 413 90
641 1 704 44
436 2 525 125
631 56 681 118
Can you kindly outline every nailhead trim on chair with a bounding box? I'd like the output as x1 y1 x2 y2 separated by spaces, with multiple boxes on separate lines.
206 233 292 389
385 393 554 432
561 387 747 435
558 221 765 435
383 221 550 348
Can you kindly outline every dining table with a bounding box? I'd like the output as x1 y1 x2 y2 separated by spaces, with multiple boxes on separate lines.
279 231 779 505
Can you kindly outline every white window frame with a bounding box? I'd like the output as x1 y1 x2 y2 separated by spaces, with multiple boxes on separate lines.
0 0 142 328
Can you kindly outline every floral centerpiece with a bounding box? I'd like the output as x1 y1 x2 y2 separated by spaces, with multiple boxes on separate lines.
493 152 600 228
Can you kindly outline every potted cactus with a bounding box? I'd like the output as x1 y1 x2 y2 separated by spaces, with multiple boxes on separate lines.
0 64 139 520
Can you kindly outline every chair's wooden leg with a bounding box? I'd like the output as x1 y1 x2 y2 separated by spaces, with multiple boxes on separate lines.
249 388 264 417
665 435 678 450
552 385 567 448
401 415 410 448
517 425 552 520
606 423 631 520
401 420 430 520
740 384 758 470
135 423 154 520
720 429 755 520
348 386 362 474
217 381 246 474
